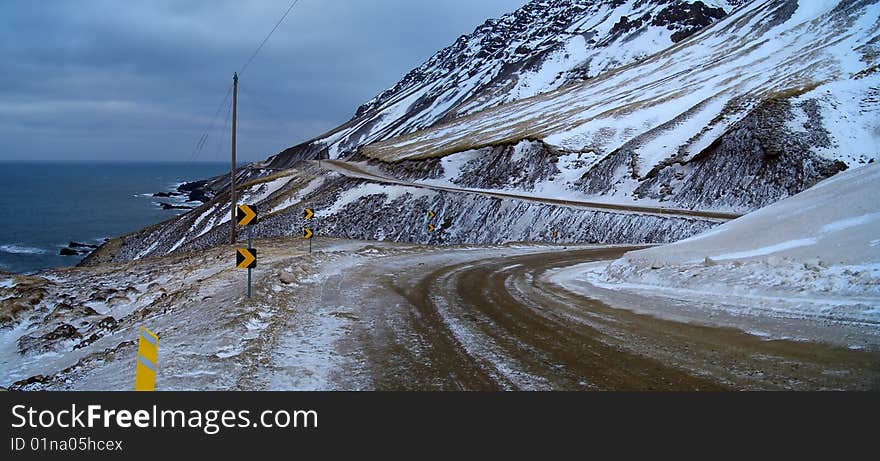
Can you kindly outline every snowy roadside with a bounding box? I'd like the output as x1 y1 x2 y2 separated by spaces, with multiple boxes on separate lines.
549 165 880 349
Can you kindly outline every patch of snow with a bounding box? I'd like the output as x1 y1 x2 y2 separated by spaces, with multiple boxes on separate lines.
556 165 880 346
712 238 819 261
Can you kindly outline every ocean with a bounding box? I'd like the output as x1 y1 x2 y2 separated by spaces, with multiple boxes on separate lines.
0 161 228 274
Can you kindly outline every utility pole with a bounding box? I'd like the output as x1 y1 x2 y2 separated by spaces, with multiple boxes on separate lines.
230 72 239 245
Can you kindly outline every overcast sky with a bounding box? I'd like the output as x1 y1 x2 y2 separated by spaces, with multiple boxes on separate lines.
0 0 527 162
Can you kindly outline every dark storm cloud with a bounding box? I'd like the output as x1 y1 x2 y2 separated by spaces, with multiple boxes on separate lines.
0 0 526 161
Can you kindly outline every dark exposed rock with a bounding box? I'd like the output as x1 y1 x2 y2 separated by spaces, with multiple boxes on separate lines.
652 1 727 43
153 191 185 198
632 99 848 210
61 241 99 256
176 179 214 203
68 241 98 249
46 303 99 322
573 96 851 212
451 141 561 190
158 202 194 211
11 374 51 389
18 323 82 355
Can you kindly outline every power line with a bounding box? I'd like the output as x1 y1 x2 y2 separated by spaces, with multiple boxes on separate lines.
238 83 288 130
239 0 301 76
189 84 232 162
188 0 302 162
189 0 301 162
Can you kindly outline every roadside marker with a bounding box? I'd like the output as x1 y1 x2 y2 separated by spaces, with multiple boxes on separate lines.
236 205 258 298
135 326 158 391
303 227 314 253
552 230 558 239
236 248 257 269
236 204 258 226
303 208 316 253
425 209 437 234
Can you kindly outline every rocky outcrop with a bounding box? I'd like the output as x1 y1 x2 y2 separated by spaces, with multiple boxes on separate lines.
631 99 848 210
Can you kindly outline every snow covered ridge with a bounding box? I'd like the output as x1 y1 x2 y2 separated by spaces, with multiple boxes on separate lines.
262 0 736 165
563 165 880 344
91 161 719 263
361 0 880 174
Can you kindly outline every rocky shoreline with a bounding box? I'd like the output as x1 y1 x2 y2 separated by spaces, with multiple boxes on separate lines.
60 180 214 259
59 240 107 257
149 179 216 211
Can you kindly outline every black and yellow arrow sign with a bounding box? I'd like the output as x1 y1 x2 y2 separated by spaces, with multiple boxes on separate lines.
552 230 558 239
303 228 314 239
237 205 257 226
427 223 436 233
427 210 436 220
303 208 314 220
236 248 257 269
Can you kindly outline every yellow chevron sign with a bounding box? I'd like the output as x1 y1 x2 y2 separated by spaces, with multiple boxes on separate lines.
427 223 436 233
552 230 558 239
237 204 257 226
303 208 314 220
236 248 257 269
427 210 435 220
303 228 314 239
135 326 158 391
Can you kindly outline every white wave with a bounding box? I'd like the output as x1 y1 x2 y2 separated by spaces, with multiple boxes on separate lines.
0 244 49 255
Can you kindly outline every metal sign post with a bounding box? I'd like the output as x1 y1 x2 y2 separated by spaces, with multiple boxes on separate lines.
247 226 253 298
236 204 258 298
304 208 314 253
426 210 436 234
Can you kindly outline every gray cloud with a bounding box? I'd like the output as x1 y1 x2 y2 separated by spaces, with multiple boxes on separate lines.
0 0 526 161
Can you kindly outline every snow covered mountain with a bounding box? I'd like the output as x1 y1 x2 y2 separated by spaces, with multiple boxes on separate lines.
363 0 879 205
264 0 739 166
85 0 880 264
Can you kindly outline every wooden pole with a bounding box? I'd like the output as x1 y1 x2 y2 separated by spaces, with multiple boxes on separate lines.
231 73 239 244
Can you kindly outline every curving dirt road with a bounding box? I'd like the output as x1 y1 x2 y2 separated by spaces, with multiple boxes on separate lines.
262 242 880 390
9 239 877 390
318 159 743 221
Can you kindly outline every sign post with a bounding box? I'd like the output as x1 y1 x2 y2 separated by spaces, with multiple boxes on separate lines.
236 205 258 298
303 208 314 253
426 210 436 234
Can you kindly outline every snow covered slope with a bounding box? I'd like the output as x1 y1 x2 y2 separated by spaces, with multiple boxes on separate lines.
265 0 737 165
555 164 880 346
362 0 879 205
611 164 880 268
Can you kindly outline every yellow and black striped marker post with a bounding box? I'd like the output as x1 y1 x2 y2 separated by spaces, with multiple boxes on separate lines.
237 204 257 226
135 326 158 391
